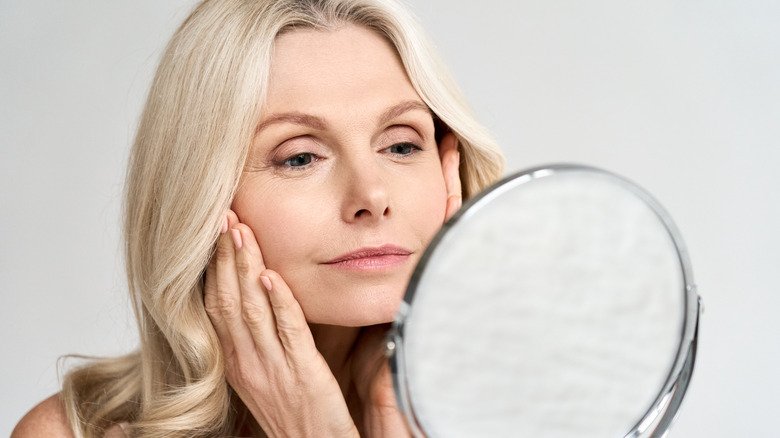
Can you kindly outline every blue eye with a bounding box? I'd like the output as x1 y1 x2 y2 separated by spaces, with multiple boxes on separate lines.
387 143 419 155
283 153 314 167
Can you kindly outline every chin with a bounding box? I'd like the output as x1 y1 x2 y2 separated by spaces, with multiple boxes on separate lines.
301 286 404 327
314 314 395 328
306 303 399 327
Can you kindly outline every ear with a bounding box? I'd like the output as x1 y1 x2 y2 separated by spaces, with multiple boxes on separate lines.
439 132 462 222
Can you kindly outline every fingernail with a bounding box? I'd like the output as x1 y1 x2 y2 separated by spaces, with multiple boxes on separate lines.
221 216 228 234
231 228 242 250
260 275 272 291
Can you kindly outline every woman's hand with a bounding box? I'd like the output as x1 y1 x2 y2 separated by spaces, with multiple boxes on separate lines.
204 211 359 437
203 133 459 437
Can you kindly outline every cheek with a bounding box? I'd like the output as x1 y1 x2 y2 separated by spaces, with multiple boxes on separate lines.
407 166 449 242
232 181 330 270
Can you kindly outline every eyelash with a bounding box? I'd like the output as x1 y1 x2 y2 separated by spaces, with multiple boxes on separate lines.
281 153 317 168
384 142 422 157
276 142 422 170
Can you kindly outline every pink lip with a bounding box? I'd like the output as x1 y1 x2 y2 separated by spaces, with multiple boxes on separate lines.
323 245 412 271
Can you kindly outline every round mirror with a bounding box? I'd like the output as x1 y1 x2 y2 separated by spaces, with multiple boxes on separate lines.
388 164 700 438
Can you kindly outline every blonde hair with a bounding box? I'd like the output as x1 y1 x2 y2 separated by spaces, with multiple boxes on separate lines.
61 0 504 436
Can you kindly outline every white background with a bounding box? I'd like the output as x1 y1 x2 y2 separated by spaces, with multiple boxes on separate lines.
2 1 778 436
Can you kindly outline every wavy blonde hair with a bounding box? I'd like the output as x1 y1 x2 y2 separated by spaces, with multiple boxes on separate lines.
61 0 504 436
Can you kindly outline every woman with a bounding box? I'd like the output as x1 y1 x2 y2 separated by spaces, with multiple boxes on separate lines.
13 0 504 436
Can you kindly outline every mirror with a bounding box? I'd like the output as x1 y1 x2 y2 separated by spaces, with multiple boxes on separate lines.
387 164 700 438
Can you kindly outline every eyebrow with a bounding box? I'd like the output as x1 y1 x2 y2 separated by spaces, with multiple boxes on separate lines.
256 113 326 133
255 100 432 133
377 100 432 126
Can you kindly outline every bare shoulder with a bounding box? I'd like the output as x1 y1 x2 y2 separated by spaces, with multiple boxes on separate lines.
11 393 75 438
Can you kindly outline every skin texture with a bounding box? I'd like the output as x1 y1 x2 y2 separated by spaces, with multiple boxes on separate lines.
12 395 128 437
11 395 74 438
233 24 452 327
204 25 462 436
12 24 462 438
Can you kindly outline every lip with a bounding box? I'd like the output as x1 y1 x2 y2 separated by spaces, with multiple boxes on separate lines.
323 244 413 271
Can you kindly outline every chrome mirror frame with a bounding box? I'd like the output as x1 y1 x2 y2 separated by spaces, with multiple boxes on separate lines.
386 164 701 438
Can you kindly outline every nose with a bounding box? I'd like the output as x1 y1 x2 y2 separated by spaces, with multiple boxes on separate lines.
339 155 391 223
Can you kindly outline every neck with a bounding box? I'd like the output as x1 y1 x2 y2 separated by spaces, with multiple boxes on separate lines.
308 323 395 437
309 324 362 394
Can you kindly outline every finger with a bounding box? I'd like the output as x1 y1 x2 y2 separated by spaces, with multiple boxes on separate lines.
204 236 236 357
225 209 240 231
439 132 462 222
231 223 284 360
203 211 242 354
260 270 318 367
212 216 258 358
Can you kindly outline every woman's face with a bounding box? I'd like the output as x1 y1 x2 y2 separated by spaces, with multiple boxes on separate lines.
232 25 451 326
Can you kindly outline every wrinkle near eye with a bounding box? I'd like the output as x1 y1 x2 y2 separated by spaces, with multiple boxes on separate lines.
243 155 274 173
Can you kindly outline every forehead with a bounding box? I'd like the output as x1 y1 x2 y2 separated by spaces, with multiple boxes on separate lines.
272 24 401 73
265 24 421 114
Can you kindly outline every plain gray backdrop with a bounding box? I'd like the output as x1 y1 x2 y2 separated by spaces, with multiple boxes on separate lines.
2 0 778 436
